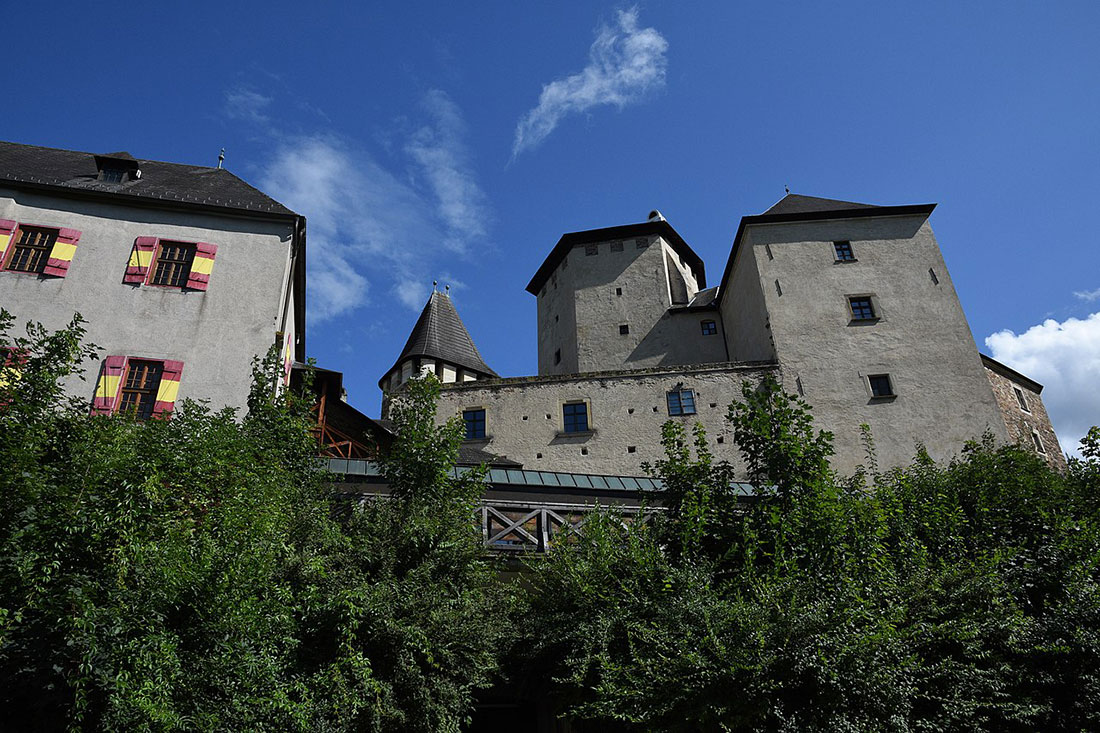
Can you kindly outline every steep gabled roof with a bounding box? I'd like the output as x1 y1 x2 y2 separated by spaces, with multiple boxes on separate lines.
762 193 880 216
380 291 497 387
0 140 296 217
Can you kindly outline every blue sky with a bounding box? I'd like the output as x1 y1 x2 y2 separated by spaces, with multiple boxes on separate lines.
6 1 1099 452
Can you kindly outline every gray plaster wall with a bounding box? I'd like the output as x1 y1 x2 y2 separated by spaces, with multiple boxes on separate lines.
720 237 776 363
435 362 777 476
536 235 713 375
0 188 295 412
742 214 1007 474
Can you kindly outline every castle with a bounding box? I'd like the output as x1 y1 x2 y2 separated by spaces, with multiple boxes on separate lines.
379 195 1065 477
0 139 1063 485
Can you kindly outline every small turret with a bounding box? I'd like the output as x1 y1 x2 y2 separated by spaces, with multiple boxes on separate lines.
379 290 497 398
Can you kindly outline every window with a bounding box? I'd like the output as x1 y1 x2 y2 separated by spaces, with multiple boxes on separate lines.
1013 386 1030 412
563 402 589 433
6 226 57 274
619 324 629 335
463 408 486 439
1031 430 1046 454
92 356 184 418
868 374 894 398
585 244 598 256
616 287 622 296
610 240 623 252
701 320 717 336
849 296 877 321
125 237 218 290
667 388 696 416
834 241 855 261
554 349 561 365
0 222 81 278
118 360 164 420
101 167 125 183
150 241 197 287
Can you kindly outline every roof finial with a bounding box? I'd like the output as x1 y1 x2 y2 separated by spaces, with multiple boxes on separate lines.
217 148 225 169
445 284 450 294
433 280 438 291
784 184 790 194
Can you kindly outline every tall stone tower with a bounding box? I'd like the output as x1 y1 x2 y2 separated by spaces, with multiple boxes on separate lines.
526 211 726 375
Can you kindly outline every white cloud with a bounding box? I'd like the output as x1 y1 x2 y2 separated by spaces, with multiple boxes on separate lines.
406 90 490 252
1073 287 1100 302
253 91 490 322
224 89 273 124
985 312 1100 457
512 7 669 158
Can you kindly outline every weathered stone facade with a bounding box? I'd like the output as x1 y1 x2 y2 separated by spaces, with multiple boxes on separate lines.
387 194 1065 478
983 355 1066 471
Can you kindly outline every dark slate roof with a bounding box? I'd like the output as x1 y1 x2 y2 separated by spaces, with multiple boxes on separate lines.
380 291 497 386
527 217 706 295
980 354 1044 394
762 193 879 216
0 140 296 217
458 444 523 468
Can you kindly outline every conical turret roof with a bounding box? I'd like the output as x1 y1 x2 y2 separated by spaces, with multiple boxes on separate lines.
380 291 497 387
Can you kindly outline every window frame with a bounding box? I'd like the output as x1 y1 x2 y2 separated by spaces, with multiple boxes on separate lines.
867 373 896 399
462 407 487 440
1031 430 1046 454
833 240 856 262
1013 386 1030 413
666 388 697 416
562 401 590 433
3 224 58 274
117 359 164 420
848 295 879 322
148 240 198 289
700 319 718 336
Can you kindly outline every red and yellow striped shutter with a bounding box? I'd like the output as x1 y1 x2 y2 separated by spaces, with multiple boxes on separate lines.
42 227 82 277
0 220 16 266
124 237 158 284
152 360 184 417
185 242 217 290
283 331 293 385
0 348 29 398
91 356 128 415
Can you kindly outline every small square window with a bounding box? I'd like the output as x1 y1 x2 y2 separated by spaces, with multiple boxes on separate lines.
610 240 623 252
563 402 589 433
849 296 877 321
463 408 486 439
667 388 697 416
5 225 57 274
619 324 629 335
868 374 894 398
1031 430 1046 454
834 241 855 261
1013 386 1030 413
585 244 598 256
150 241 197 288
616 287 622 296
700 320 717 336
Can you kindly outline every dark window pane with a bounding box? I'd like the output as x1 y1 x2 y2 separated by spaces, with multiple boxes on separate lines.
463 409 486 439
563 402 588 432
868 374 893 398
7 226 57 274
667 389 696 416
119 360 163 419
701 320 717 335
619 324 629 335
150 242 196 287
849 297 876 320
834 241 855 261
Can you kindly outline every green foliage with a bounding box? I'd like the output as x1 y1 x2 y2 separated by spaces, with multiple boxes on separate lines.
0 316 497 731
516 375 1100 731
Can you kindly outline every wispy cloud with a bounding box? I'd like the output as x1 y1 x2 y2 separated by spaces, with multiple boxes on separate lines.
252 91 490 322
512 7 668 158
224 88 273 125
986 311 1100 458
406 90 490 252
1073 287 1100 302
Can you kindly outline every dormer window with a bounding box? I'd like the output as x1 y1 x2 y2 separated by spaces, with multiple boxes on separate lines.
94 152 140 184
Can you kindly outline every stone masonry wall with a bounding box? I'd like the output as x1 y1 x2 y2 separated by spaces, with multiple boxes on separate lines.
984 364 1067 471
